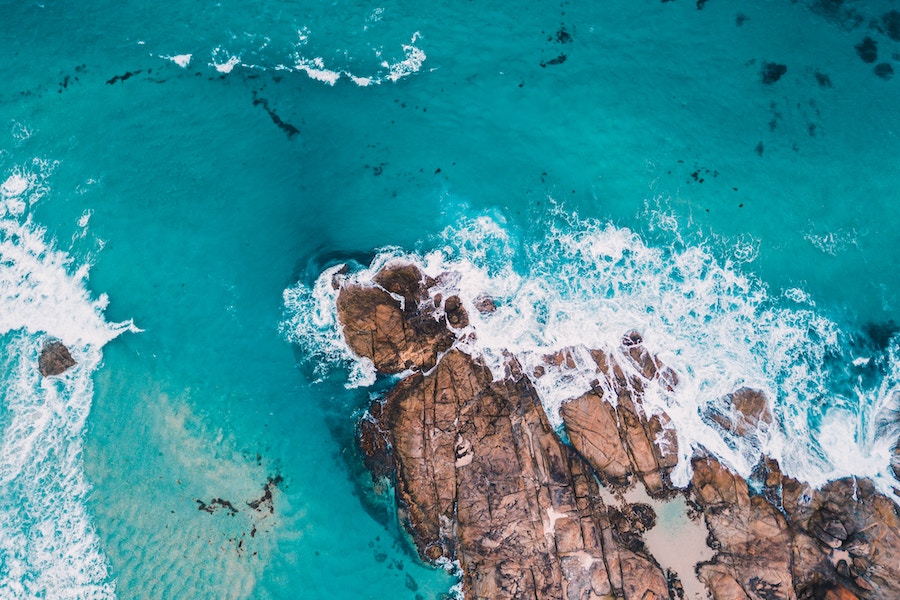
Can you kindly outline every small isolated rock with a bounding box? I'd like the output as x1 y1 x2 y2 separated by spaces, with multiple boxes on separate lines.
443 295 469 328
39 341 76 377
473 294 496 314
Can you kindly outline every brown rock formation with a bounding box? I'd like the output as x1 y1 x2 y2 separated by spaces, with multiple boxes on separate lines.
331 261 900 600
691 456 794 599
342 262 669 598
561 339 679 495
336 261 458 373
39 340 76 377
363 349 670 599
688 455 900 600
708 387 774 438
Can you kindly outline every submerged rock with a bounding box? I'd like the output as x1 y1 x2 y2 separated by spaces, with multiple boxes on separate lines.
708 386 774 437
874 63 894 80
39 341 76 377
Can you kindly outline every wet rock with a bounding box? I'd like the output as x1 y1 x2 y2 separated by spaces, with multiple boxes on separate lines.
336 261 456 373
39 341 76 377
561 346 679 495
709 387 773 437
689 454 900 600
333 261 900 600
373 262 431 307
443 295 469 328
783 477 900 597
342 269 669 598
690 456 794 599
359 349 669 599
761 62 787 84
473 294 497 314
855 37 877 64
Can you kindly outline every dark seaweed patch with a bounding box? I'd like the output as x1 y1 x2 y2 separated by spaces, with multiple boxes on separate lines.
862 320 898 351
251 92 300 138
814 71 833 87
874 62 894 79
855 36 878 63
882 10 900 41
106 70 141 85
540 54 567 68
555 26 572 44
196 498 238 516
760 62 787 84
365 162 387 176
736 13 749 26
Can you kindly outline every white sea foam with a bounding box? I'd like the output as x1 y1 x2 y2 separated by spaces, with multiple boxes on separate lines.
0 160 137 598
295 56 341 85
804 226 858 256
210 47 241 74
162 54 192 68
78 209 93 229
1 173 29 197
10 121 33 145
285 211 900 498
383 33 426 83
286 30 426 86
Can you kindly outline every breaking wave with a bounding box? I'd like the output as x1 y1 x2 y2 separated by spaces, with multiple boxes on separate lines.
0 157 137 598
284 209 900 498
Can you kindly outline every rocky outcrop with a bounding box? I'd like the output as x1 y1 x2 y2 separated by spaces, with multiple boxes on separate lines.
362 348 670 599
708 387 773 437
691 455 795 599
688 455 900 600
332 260 900 600
560 339 679 495
343 262 669 598
336 262 459 374
39 340 76 377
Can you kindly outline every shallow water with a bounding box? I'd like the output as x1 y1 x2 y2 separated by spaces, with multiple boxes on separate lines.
1 0 899 597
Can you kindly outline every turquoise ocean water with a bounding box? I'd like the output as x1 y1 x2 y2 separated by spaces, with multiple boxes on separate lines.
1 0 900 597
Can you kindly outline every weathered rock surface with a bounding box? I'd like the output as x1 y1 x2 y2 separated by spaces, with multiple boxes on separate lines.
708 387 774 438
336 261 460 374
691 455 795 599
335 261 900 600
363 349 670 599
689 455 900 600
39 341 76 377
561 337 679 495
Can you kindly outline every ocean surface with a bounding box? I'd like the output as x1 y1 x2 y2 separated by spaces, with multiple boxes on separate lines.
1 0 900 597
